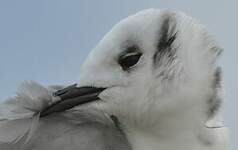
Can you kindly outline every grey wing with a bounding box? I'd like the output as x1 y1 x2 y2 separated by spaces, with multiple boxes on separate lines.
25 109 131 150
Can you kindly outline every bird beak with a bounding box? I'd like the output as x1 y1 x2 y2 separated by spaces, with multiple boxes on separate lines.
40 84 105 117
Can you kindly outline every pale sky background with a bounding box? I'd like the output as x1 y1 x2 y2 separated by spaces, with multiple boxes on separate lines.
0 0 237 149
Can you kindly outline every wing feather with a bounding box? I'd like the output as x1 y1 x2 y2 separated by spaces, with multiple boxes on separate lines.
0 81 131 150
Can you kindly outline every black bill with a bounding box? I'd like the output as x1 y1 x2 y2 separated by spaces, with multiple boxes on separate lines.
40 84 105 117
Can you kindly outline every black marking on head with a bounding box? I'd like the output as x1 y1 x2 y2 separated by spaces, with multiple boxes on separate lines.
153 13 178 68
110 115 127 137
202 31 223 64
210 46 223 59
208 67 222 118
213 67 222 89
110 115 122 131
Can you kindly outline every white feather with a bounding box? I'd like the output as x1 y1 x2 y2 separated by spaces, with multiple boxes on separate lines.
0 81 53 147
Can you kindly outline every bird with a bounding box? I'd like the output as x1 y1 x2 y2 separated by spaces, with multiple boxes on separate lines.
0 9 229 150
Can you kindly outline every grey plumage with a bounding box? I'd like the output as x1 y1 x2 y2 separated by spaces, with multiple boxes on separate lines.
26 110 131 150
0 82 131 150
1 108 131 150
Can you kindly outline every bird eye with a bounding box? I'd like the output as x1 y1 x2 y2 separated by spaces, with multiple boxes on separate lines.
118 52 142 70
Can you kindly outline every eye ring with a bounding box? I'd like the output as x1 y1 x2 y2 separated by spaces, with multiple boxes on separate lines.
118 52 142 71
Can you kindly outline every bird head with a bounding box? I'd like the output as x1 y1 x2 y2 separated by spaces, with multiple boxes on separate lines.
77 9 223 127
40 9 222 129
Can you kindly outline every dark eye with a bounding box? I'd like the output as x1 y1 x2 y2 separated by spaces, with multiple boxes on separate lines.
118 52 142 70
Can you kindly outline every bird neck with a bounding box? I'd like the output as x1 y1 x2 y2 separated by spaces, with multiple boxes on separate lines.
119 108 215 150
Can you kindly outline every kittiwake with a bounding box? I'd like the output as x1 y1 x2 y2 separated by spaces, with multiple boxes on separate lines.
0 9 229 150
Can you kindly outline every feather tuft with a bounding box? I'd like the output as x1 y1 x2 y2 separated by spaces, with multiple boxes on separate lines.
0 81 53 147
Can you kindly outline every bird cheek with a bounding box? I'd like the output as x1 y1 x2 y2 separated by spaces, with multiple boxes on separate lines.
98 86 124 103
